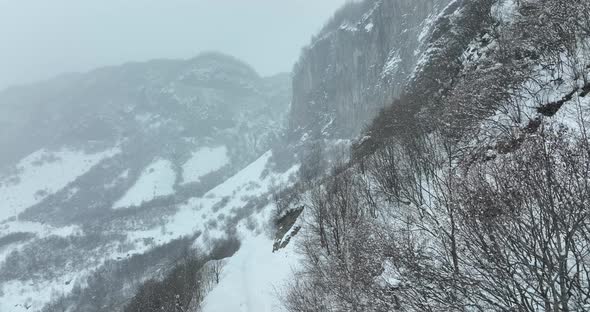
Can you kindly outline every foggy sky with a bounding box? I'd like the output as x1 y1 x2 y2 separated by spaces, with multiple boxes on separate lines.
0 0 348 90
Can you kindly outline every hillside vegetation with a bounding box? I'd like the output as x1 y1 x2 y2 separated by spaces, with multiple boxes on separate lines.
282 0 590 311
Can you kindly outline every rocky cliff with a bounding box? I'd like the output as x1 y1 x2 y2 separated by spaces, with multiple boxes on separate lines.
289 0 452 140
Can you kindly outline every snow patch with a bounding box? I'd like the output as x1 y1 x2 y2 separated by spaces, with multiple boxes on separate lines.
181 146 229 184
0 271 84 312
113 159 176 209
124 151 298 254
0 147 120 222
492 0 517 24
382 51 402 77
418 13 436 43
339 22 358 32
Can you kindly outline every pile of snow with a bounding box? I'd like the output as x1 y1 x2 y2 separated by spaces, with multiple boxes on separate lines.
181 146 229 184
113 159 176 209
0 147 120 222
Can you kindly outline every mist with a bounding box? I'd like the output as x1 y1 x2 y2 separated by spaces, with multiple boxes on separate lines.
0 0 347 90
4 1 586 311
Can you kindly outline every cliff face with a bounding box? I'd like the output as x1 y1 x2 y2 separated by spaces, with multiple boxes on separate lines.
289 0 452 140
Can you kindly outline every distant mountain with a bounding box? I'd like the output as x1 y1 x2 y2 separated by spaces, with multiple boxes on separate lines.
0 52 291 311
3 0 589 311
0 52 290 225
0 52 289 168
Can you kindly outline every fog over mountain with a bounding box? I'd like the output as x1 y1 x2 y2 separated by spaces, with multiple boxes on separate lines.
1 1 590 312
0 0 347 89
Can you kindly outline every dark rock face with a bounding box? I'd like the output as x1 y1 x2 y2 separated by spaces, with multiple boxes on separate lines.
289 0 452 140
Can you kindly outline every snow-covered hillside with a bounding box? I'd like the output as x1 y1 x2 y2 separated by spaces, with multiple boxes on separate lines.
0 53 292 312
0 149 299 312
0 147 120 221
113 159 176 209
4 0 586 311
202 234 301 312
181 146 229 185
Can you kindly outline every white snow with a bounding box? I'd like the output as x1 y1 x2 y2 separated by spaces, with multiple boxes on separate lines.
374 260 402 288
202 233 300 312
0 269 85 312
365 22 374 32
181 146 229 184
418 13 436 43
382 51 402 77
0 150 299 312
124 151 298 250
199 153 301 312
339 22 358 32
0 221 81 239
492 0 517 23
0 147 120 222
113 159 177 209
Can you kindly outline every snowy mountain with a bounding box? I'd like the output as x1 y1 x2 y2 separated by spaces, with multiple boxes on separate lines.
2 0 590 311
0 52 292 311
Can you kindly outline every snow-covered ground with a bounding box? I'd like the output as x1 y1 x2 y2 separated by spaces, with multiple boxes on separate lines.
0 147 120 222
0 271 83 312
113 159 177 209
202 233 301 312
125 151 298 250
197 152 301 312
181 146 229 184
0 149 299 312
0 221 81 239
0 222 85 312
120 151 299 311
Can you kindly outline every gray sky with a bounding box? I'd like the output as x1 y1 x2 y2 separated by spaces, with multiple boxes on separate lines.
0 0 347 90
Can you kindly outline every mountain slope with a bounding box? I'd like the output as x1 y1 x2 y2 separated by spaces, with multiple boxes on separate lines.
288 0 452 140
0 53 291 312
277 0 590 311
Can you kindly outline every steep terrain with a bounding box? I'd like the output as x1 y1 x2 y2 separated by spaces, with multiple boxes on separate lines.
288 0 452 140
2 0 589 311
0 53 291 311
277 0 590 311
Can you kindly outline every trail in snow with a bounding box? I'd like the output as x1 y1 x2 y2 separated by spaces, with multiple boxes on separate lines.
202 234 300 312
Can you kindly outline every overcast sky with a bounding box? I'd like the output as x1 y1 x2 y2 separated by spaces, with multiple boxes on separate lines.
0 0 347 90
